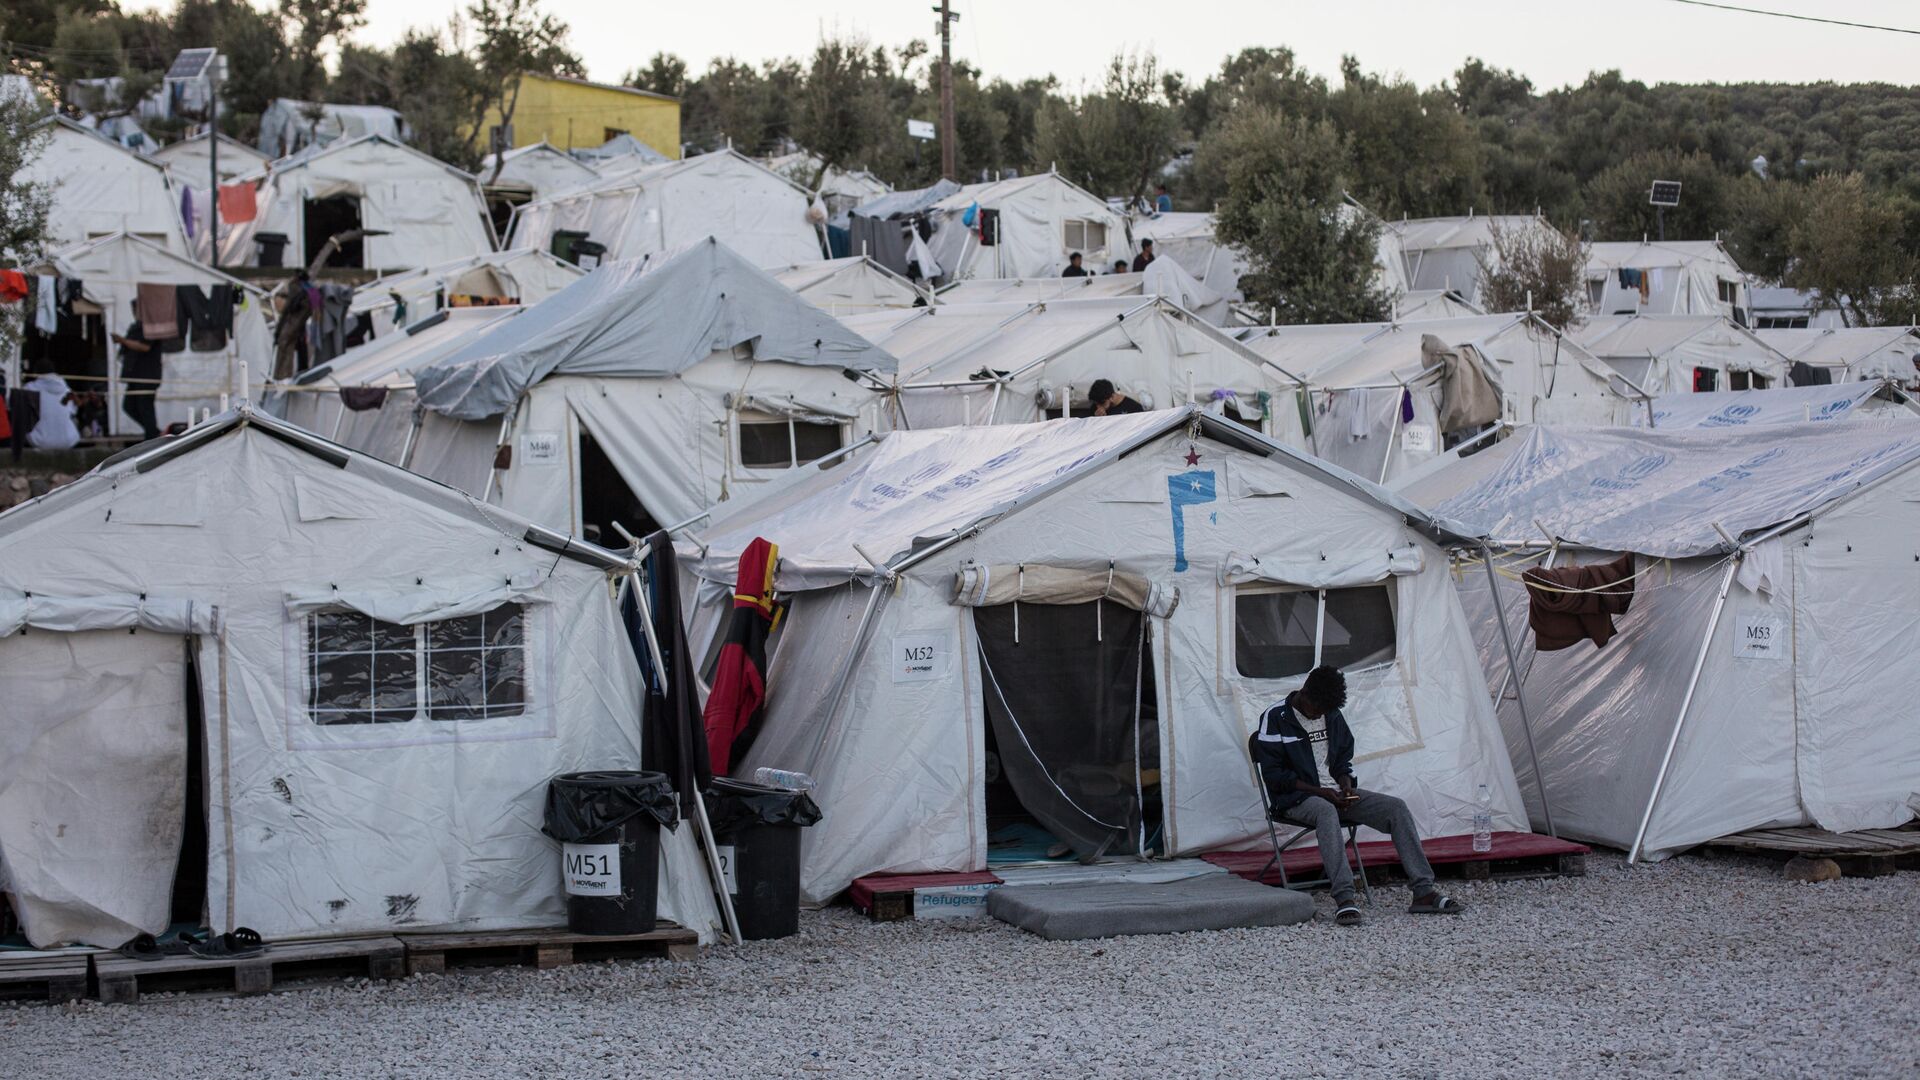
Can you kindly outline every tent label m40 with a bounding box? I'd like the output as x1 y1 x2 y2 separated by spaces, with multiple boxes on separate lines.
562 842 621 895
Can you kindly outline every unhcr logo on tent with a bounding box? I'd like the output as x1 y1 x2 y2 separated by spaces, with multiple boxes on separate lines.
1590 453 1671 492
1700 446 1790 493
1813 398 1855 420
1701 404 1761 427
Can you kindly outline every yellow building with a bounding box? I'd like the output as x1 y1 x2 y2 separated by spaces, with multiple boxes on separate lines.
480 72 680 159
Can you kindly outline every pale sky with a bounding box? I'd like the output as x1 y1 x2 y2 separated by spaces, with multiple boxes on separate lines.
124 0 1917 90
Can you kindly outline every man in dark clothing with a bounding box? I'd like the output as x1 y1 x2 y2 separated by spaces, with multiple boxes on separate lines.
109 303 161 441
1250 666 1464 926
1062 252 1088 278
1088 378 1145 416
1111 260 1129 275
1131 239 1156 273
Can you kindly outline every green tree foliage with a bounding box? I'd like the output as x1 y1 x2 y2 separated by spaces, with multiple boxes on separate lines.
1476 220 1590 330
1032 51 1178 202
0 93 53 352
1329 58 1482 219
277 0 366 101
1581 148 1744 242
1786 174 1919 327
465 0 581 182
1202 107 1388 324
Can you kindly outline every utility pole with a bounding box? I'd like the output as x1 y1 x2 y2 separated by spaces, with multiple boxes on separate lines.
935 2 959 180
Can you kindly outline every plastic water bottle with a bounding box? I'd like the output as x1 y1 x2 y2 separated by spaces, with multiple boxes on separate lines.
1472 784 1494 853
752 767 816 792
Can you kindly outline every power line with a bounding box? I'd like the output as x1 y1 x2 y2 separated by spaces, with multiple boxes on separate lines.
1659 0 1920 34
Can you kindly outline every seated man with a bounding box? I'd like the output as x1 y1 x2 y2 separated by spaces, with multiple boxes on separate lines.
1088 378 1144 416
1062 252 1089 278
1251 665 1464 925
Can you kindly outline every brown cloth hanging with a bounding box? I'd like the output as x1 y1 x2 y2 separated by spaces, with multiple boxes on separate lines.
1523 552 1637 651
136 282 178 339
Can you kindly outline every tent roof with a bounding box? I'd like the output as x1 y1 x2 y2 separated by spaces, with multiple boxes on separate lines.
769 255 921 297
1757 326 1920 369
152 131 271 164
242 131 480 185
929 171 1108 213
850 178 961 220
1383 214 1543 251
693 405 1466 585
571 131 671 164
935 274 1150 304
547 147 805 201
1584 239 1739 270
1436 421 1920 557
350 248 584 310
482 139 600 171
1631 381 1901 430
33 231 268 295
413 237 897 420
291 306 525 390
1241 312 1606 387
0 406 629 571
1574 314 1784 361
35 114 168 169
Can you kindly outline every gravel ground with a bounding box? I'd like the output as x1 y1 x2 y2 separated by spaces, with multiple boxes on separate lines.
3 852 1916 1079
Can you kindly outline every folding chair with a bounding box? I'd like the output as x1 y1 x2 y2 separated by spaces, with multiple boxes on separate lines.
1253 757 1372 905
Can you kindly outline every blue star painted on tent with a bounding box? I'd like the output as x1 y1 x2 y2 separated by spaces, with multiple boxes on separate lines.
1167 470 1216 572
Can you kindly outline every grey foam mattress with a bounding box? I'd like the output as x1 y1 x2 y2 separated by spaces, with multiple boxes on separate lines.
986 873 1315 940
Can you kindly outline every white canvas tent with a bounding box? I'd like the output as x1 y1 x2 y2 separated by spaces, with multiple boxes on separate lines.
1435 422 1920 860
220 134 496 272
404 238 896 535
256 98 410 158
1126 212 1249 304
1757 326 1920 384
572 132 670 168
764 151 891 222
478 141 602 201
349 249 585 337
510 149 825 269
770 257 927 314
23 117 190 256
1378 214 1546 310
151 132 272 185
1575 314 1790 395
274 306 528 464
925 173 1130 283
9 233 273 437
1584 240 1749 321
843 296 1306 437
1393 289 1485 321
680 407 1528 903
933 258 1230 324
1240 314 1631 484
0 407 720 947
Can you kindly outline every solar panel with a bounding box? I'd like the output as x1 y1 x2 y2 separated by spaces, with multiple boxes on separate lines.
1648 180 1683 208
166 48 217 81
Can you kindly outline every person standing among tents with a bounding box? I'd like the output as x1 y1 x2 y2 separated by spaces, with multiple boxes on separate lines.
109 303 161 441
1251 666 1465 926
1062 252 1089 278
1154 184 1173 214
1132 239 1157 273
1088 378 1145 416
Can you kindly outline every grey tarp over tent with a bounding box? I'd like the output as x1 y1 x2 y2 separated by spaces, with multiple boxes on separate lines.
415 237 897 421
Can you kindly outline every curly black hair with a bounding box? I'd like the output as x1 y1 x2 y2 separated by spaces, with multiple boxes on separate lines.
1302 665 1348 713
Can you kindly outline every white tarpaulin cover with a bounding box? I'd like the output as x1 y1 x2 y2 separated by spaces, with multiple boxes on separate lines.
1439 422 1920 557
1631 381 1892 429
22 118 189 255
0 409 720 947
350 249 585 331
687 407 1521 902
415 238 896 421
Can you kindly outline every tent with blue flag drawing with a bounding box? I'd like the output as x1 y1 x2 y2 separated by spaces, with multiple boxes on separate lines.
678 405 1526 904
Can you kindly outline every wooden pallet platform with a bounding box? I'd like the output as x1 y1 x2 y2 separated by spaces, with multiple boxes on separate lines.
93 935 405 1005
851 871 1002 922
1205 831 1590 889
400 921 698 975
1707 826 1920 877
0 950 93 1003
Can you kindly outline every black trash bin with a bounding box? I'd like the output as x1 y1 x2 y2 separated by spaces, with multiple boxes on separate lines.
550 228 590 264
705 777 822 941
543 770 678 935
254 231 290 268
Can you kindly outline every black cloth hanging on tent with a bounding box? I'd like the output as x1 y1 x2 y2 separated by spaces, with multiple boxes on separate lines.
623 533 712 812
974 599 1147 860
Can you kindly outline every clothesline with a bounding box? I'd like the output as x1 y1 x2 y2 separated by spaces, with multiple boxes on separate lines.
1455 547 1737 598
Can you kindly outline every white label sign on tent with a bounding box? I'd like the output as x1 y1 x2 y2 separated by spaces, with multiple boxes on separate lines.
1732 612 1787 660
891 630 953 683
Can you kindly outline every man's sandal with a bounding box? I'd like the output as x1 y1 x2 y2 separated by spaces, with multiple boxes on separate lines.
1334 903 1364 926
1409 893 1465 914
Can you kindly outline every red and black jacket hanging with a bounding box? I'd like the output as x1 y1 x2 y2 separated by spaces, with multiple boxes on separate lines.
702 537 782 775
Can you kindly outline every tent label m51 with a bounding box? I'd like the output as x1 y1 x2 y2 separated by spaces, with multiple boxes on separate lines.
562 842 621 895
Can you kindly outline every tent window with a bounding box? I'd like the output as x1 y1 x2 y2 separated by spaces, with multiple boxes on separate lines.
738 411 845 469
307 604 526 724
1585 277 1606 309
1234 584 1395 679
1718 279 1739 305
1064 219 1107 253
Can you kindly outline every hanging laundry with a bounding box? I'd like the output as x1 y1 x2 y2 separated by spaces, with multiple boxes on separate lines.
977 207 1000 246
338 386 388 411
1638 269 1652 303
33 275 57 334
1693 367 1717 393
176 284 233 352
962 201 979 227
1400 387 1416 425
180 185 196 238
389 291 408 328
702 537 782 775
217 183 257 224
1294 388 1313 439
136 282 179 339
0 270 26 303
1522 553 1637 651
905 229 943 282
1616 267 1641 290
1347 388 1374 441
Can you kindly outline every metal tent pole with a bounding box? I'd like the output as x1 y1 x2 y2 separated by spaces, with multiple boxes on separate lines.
1482 542 1556 838
1627 556 1740 864
627 560 743 945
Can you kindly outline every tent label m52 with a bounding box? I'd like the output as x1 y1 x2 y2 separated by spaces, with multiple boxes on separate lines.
562 842 622 895
892 631 952 683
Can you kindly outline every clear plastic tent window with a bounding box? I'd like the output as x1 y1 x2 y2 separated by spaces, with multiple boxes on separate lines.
307 603 527 724
1234 585 1396 679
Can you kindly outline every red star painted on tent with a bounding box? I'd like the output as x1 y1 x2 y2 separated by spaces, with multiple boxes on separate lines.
1184 446 1201 466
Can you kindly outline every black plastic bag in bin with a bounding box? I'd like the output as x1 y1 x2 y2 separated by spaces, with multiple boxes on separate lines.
704 777 823 834
542 770 679 843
